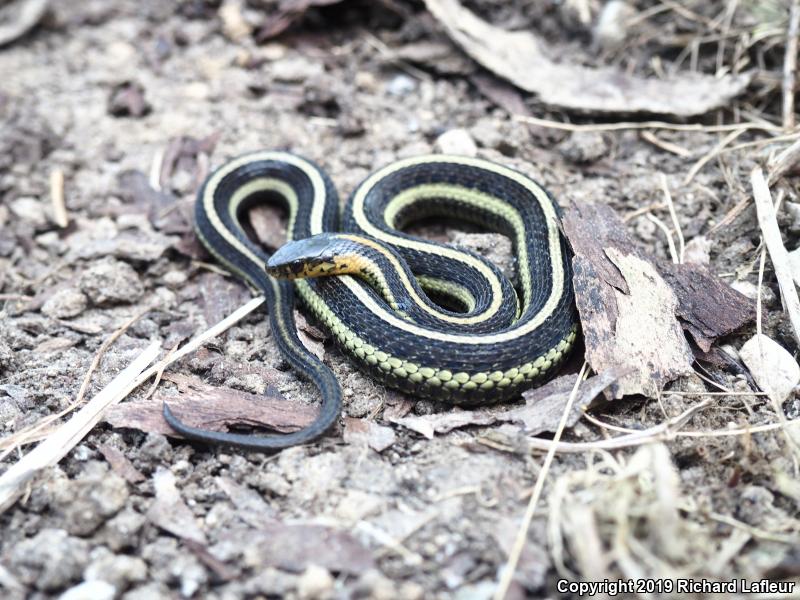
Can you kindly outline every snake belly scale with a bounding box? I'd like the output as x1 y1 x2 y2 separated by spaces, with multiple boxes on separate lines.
164 151 578 451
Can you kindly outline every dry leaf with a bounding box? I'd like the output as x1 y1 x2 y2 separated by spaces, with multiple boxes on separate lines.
739 334 800 405
343 417 396 452
147 468 207 545
255 0 345 42
424 0 751 115
105 373 316 437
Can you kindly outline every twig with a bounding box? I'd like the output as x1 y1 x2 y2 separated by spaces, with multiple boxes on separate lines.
49 168 68 228
492 363 588 600
660 174 684 263
750 167 800 346
513 115 781 134
683 128 747 185
639 131 693 157
783 0 800 129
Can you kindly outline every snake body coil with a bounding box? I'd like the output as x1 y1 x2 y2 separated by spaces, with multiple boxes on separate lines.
164 151 578 451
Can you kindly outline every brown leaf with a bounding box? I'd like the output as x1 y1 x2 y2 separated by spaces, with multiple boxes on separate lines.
425 0 752 115
213 523 374 574
97 443 145 484
104 373 316 437
343 417 396 452
147 468 207 545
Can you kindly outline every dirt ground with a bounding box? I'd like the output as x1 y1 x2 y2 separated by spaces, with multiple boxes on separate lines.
1 1 800 599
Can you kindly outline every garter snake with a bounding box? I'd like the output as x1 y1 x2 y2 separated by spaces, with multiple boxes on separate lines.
164 151 578 451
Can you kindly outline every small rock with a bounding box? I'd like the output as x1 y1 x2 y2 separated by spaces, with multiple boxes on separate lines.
386 74 416 97
120 582 172 600
0 337 15 373
271 56 324 83
80 257 144 306
435 128 478 157
297 565 334 600
469 118 506 151
51 461 130 536
740 334 800 405
98 509 146 553
138 432 173 462
108 81 151 118
84 553 147 591
683 235 711 265
42 288 88 319
243 568 298 597
729 280 776 307
162 270 187 288
59 580 116 600
9 197 48 227
557 132 609 164
352 569 396 600
594 1 637 51
8 529 89 591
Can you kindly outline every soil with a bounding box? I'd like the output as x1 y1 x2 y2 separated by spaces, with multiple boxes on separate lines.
1 1 799 599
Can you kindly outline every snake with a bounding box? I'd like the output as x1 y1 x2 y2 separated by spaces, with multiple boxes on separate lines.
163 151 579 451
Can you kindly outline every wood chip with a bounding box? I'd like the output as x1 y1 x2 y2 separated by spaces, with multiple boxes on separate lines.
424 0 751 115
563 200 754 398
104 373 316 437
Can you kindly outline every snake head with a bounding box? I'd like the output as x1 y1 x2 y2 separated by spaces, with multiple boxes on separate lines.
266 233 349 280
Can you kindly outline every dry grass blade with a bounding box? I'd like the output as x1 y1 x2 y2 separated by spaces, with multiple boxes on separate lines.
750 167 800 346
513 115 781 134
492 363 588 600
49 168 68 228
767 137 800 185
783 0 800 129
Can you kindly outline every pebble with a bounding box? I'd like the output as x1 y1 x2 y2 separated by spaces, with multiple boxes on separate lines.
50 462 129 536
80 257 144 305
8 528 89 591
435 128 477 157
9 197 48 227
99 509 146 552
84 552 148 591
386 73 416 97
271 56 324 83
58 581 116 600
297 565 335 600
557 131 609 164
42 288 89 319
